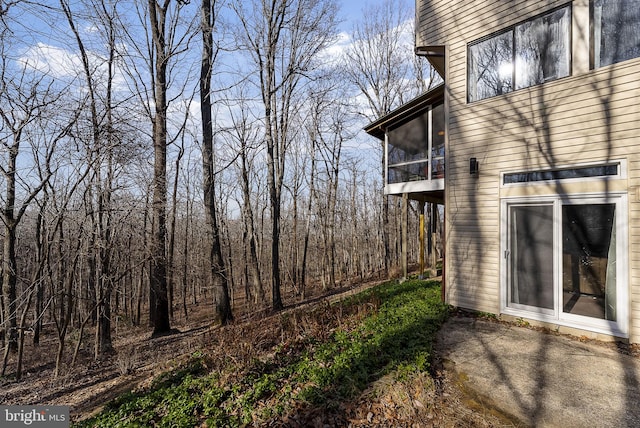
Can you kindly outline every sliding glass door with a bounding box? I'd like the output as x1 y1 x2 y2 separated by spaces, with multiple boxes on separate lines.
503 195 627 336
509 204 554 312
561 203 617 321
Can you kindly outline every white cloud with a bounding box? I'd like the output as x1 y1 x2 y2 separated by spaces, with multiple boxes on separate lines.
318 31 352 65
18 41 131 95
318 17 415 69
18 42 84 79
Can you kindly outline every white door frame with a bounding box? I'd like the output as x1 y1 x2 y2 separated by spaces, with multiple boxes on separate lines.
500 192 629 338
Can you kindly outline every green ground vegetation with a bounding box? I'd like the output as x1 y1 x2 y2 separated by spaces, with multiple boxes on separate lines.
75 279 448 427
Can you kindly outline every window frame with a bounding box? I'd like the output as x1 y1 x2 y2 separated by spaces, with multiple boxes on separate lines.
590 0 640 69
467 3 573 103
467 29 514 102
502 163 620 185
500 192 629 338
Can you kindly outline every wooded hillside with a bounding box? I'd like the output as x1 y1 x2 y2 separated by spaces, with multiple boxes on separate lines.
0 0 441 382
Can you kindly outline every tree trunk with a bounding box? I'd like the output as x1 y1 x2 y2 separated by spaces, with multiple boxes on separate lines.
148 0 171 335
239 148 263 305
2 223 17 359
201 0 232 324
94 286 113 357
182 197 190 319
1 142 19 362
16 288 34 380
168 145 184 321
300 140 317 299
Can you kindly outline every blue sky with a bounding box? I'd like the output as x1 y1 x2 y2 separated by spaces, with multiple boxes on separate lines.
1 0 401 216
338 1 366 30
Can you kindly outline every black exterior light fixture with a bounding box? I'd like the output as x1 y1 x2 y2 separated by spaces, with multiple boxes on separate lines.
470 157 479 176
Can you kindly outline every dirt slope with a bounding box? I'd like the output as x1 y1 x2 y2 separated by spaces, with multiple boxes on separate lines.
1 280 511 427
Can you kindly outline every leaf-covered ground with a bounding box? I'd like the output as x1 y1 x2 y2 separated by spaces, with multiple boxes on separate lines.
75 280 511 427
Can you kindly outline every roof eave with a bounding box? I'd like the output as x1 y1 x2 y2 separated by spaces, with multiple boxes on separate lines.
363 83 445 140
416 45 446 77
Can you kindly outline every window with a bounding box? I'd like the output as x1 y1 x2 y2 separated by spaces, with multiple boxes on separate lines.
468 5 571 102
387 110 430 184
503 164 619 184
515 7 571 88
386 102 444 184
468 32 513 101
592 0 640 68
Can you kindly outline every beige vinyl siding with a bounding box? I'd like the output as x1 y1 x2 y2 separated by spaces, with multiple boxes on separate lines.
632 311 640 342
448 82 640 135
445 170 500 314
446 291 500 314
417 0 571 48
420 0 640 341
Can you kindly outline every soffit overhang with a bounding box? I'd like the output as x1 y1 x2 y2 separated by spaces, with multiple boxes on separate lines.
364 84 445 140
415 45 445 78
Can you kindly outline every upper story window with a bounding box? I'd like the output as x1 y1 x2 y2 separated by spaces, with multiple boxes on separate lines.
592 0 640 68
468 5 571 102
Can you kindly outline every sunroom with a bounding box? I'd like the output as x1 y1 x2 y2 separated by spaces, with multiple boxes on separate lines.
364 84 445 205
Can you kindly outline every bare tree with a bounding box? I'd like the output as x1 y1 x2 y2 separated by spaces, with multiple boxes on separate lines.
285 116 307 295
147 0 172 335
0 0 445 383
316 90 352 288
167 134 184 321
49 163 93 377
231 0 339 311
0 72 81 378
298 80 353 290
130 0 197 335
221 87 265 307
60 0 122 358
0 61 75 373
200 0 232 324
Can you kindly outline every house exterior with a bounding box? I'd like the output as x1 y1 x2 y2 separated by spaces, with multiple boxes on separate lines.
367 0 640 343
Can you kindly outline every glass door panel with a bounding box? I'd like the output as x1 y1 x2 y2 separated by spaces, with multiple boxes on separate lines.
503 195 627 337
562 204 616 321
509 205 554 310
